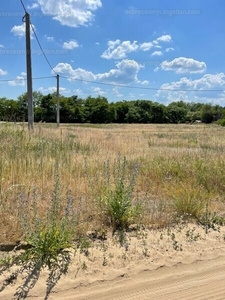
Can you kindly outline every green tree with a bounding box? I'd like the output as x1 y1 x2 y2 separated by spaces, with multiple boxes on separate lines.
201 104 214 123
166 102 188 123
84 96 111 123
114 101 129 123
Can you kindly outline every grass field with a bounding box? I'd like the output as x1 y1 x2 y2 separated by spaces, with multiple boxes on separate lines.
1 122 225 244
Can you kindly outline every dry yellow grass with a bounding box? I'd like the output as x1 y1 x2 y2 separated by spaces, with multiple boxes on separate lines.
0 122 225 244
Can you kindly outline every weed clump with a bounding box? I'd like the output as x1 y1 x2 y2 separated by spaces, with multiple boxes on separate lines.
0 164 77 299
86 154 142 233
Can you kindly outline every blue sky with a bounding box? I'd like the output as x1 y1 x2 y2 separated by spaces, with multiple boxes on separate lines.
0 0 225 105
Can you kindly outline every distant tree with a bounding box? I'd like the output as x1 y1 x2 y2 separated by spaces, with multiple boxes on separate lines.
0 98 18 121
125 104 141 123
201 104 214 123
151 103 166 123
114 101 129 123
84 96 111 123
18 91 43 121
37 93 56 122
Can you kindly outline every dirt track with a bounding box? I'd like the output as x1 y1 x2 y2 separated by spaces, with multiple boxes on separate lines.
72 256 225 300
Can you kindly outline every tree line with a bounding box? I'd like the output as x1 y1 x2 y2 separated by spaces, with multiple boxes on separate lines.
0 92 224 124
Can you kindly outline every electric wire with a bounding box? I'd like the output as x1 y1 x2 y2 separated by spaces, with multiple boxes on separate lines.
60 75 225 92
19 0 57 75
19 0 27 13
0 76 55 82
30 23 58 75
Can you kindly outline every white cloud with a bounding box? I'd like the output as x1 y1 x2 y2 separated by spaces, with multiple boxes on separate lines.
11 24 35 39
113 87 123 97
45 35 54 42
27 3 39 9
0 44 4 48
8 76 25 86
141 80 149 85
53 59 144 85
38 86 71 94
151 51 163 56
96 59 143 84
101 35 173 60
95 42 100 46
156 73 225 104
93 87 106 95
165 47 174 52
156 34 172 43
36 0 102 27
63 40 79 50
53 63 95 81
74 88 83 95
139 42 153 51
0 69 7 76
158 57 207 74
101 40 139 59
21 72 27 76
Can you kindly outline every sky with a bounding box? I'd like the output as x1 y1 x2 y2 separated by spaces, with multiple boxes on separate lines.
0 0 225 105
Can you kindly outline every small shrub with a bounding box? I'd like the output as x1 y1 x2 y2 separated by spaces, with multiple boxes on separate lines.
85 154 142 232
0 164 77 299
101 155 141 231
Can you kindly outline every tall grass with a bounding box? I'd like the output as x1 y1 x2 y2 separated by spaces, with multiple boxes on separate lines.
0 122 225 244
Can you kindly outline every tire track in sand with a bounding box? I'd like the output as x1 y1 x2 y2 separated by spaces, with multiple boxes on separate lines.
73 256 225 300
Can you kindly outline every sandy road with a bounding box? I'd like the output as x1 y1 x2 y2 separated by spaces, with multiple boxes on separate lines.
71 256 225 300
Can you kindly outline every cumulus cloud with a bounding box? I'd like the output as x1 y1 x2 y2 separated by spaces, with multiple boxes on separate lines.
11 24 35 39
8 76 25 86
97 60 143 84
157 57 206 74
36 0 102 27
113 86 123 97
101 40 139 59
156 34 172 43
53 59 144 85
74 88 83 95
156 73 225 104
27 3 39 9
101 35 173 60
151 51 163 56
139 42 154 51
141 80 149 85
53 63 96 81
45 35 54 42
38 86 71 94
0 69 7 76
63 40 79 50
93 87 106 95
165 47 174 52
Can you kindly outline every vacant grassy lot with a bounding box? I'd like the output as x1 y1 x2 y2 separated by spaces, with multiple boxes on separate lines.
1 122 225 244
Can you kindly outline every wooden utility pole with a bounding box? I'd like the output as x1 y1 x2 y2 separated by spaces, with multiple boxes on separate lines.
25 12 34 130
56 74 60 127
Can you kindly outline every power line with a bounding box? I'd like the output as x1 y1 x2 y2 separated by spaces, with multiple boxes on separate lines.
60 75 225 92
19 0 57 75
0 76 55 83
1 73 224 93
19 0 27 13
30 23 57 75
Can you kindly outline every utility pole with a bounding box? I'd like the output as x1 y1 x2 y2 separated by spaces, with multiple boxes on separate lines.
24 12 34 130
56 74 60 127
